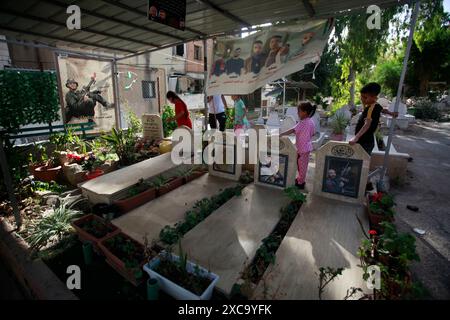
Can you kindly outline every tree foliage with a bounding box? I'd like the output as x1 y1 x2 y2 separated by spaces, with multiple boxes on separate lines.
407 0 450 96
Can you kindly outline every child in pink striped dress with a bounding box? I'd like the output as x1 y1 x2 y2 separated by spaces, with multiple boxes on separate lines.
280 101 316 189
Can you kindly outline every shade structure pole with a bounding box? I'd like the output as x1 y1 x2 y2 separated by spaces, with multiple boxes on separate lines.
379 0 420 188
283 80 286 116
0 136 22 228
111 58 122 128
203 38 209 131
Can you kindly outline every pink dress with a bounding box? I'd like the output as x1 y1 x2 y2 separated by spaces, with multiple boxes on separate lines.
294 118 315 184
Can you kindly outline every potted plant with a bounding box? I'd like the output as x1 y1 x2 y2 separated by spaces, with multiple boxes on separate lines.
82 154 104 180
99 232 147 286
143 242 219 300
177 167 207 184
151 175 184 197
114 178 157 213
375 129 385 151
33 149 62 183
367 192 395 231
71 214 120 252
374 222 419 299
330 112 349 141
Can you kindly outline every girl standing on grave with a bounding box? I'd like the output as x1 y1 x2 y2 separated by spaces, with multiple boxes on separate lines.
280 101 316 189
231 95 249 135
166 91 193 129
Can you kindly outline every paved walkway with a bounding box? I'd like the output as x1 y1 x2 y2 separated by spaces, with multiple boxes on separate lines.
252 195 369 300
390 121 450 299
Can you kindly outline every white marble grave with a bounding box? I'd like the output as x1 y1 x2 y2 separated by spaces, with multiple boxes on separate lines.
142 114 163 141
313 141 370 204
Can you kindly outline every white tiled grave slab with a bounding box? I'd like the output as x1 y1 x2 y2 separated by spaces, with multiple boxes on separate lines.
112 174 236 244
252 194 370 300
178 184 290 296
81 153 182 205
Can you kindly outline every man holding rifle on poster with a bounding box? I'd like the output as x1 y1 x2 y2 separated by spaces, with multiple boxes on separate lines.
65 72 113 123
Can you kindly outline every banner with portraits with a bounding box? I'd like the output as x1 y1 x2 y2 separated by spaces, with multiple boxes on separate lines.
206 19 334 96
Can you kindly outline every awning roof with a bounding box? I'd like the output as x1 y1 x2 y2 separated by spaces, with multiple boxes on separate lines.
0 0 408 57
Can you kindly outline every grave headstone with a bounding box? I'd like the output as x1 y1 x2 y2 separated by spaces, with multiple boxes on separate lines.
280 115 297 133
254 136 297 190
313 141 370 204
208 131 243 181
142 114 163 141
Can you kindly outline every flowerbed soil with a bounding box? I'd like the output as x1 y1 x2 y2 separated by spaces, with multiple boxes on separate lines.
154 259 212 296
78 217 116 239
42 237 227 300
102 233 145 267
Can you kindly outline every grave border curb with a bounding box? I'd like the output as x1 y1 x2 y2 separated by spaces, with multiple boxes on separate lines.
0 217 78 300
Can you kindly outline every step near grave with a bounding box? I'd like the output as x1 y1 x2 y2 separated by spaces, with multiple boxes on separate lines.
112 174 236 244
177 184 291 296
251 194 370 300
81 153 188 205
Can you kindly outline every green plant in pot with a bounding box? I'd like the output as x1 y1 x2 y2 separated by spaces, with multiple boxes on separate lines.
162 105 178 138
367 192 395 231
330 112 349 141
82 154 104 180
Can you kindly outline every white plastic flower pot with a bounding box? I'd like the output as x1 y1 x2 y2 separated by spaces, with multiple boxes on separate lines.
143 252 219 300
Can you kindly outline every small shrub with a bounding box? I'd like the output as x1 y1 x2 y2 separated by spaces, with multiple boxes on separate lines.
413 98 441 121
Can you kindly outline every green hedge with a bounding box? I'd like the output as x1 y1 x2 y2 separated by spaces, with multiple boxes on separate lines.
0 70 60 131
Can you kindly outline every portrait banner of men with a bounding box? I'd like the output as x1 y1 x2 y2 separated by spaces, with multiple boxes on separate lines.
206 18 334 96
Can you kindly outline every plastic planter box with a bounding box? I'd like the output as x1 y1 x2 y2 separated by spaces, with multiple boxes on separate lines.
143 252 219 300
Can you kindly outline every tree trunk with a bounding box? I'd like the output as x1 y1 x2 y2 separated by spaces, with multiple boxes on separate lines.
419 76 430 97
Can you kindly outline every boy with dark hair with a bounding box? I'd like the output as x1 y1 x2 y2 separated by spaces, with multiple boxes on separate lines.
349 82 398 155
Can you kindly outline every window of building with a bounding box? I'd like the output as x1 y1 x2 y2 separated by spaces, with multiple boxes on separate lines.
174 44 184 57
142 80 156 99
194 45 202 60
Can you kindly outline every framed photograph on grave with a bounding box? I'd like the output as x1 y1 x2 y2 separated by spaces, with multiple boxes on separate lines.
258 153 288 188
212 143 236 175
321 156 363 198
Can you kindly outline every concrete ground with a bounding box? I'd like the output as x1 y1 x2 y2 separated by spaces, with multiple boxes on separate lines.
389 120 450 299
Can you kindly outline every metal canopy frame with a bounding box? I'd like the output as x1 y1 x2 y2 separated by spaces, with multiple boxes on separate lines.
0 0 418 229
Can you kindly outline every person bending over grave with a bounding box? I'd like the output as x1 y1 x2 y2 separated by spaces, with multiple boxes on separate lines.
349 82 398 155
166 91 193 129
65 73 113 123
280 101 316 189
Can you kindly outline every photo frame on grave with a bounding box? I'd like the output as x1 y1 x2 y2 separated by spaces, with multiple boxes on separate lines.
321 156 363 198
313 141 370 204
254 136 297 189
208 132 243 181
258 153 289 188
